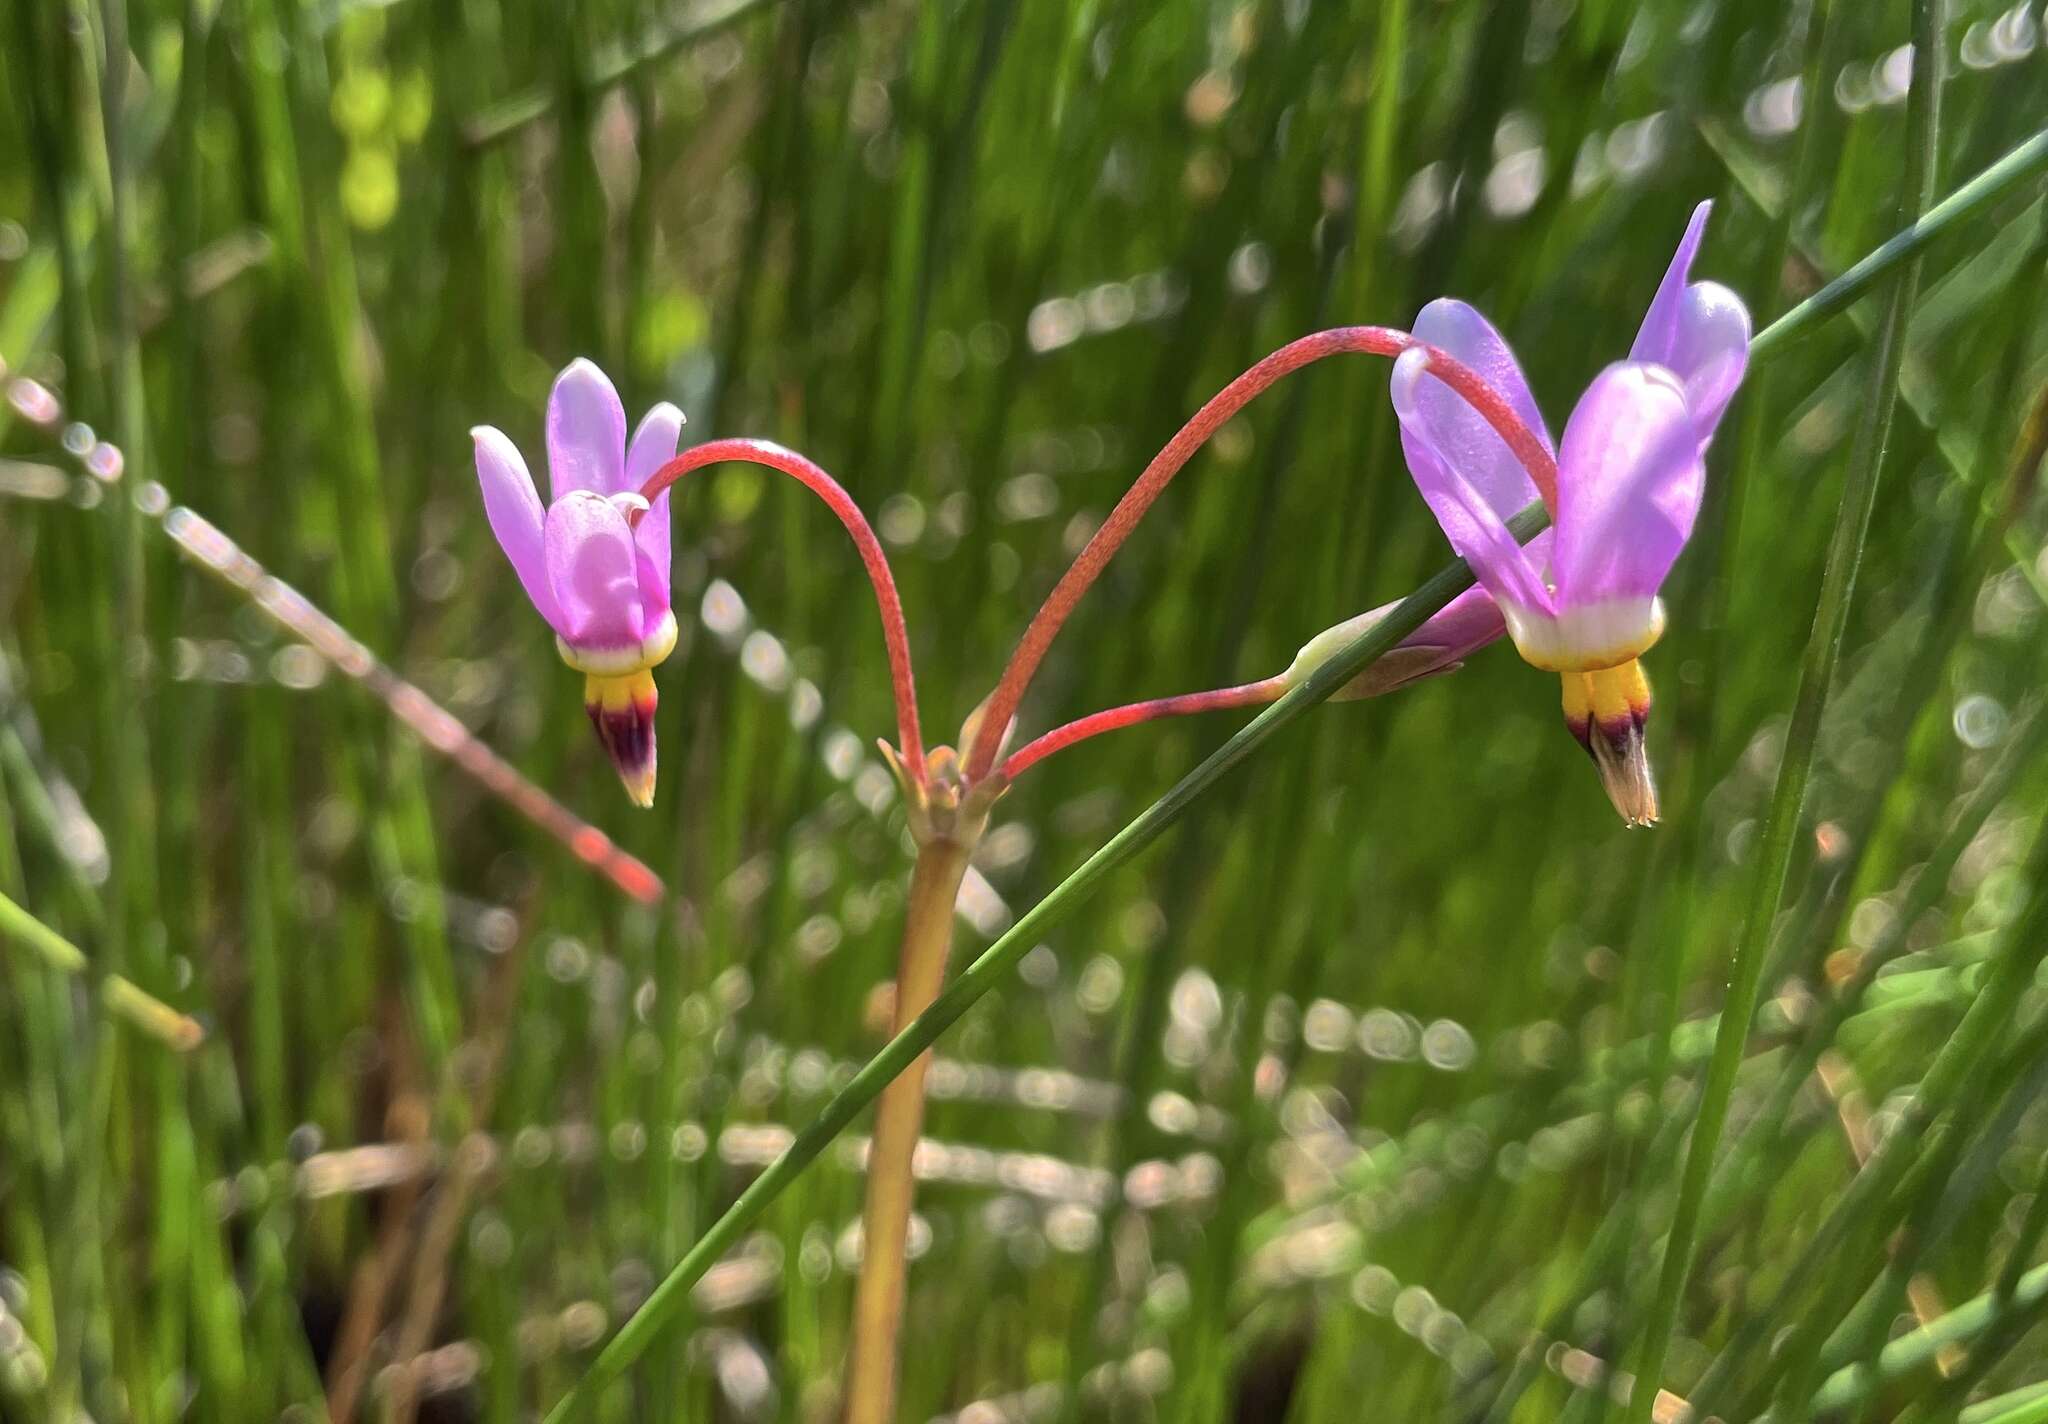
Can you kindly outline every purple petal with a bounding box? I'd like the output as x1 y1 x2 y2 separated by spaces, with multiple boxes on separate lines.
1392 345 1555 620
624 402 685 613
1415 553 1542 658
1630 201 1752 441
1631 203 1709 369
1657 282 1750 440
473 426 564 633
546 358 628 500
1398 531 1553 662
1307 559 1553 699
1408 298 1555 518
1552 363 1704 605
544 491 646 649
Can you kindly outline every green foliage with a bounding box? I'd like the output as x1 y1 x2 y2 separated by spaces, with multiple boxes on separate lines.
1 0 2046 1421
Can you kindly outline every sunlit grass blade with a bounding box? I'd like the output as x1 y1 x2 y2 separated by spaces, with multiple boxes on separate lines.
1622 6 1948 1418
0 890 202 1050
1750 120 2048 360
1806 1261 2048 1415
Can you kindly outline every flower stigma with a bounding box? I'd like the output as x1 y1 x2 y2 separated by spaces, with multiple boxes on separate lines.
559 609 680 807
1560 658 1658 827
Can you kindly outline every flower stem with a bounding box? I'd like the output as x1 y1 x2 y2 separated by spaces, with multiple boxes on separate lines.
842 835 974 1424
1622 5 1946 1419
638 438 927 781
962 326 1556 781
998 677 1289 780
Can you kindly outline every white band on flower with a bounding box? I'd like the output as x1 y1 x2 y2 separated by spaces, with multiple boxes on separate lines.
1503 595 1665 672
558 607 680 677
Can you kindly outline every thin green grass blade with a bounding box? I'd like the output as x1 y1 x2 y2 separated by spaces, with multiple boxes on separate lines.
1621 7 1948 1418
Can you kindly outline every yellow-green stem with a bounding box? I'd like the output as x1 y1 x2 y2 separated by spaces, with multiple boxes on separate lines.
843 835 973 1424
0 889 203 1051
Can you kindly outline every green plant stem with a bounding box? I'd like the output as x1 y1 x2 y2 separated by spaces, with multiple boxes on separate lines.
1704 839 2048 1419
1622 7 1946 1418
1751 120 2046 360
843 835 973 1424
0 891 201 1051
1694 697 2048 1240
1898 1166 2048 1422
1960 1383 2048 1424
1807 1261 2048 1415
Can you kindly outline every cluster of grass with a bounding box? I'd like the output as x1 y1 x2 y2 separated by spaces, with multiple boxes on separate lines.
3 0 2048 1420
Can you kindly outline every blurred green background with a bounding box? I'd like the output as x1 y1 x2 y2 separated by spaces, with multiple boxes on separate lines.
4 0 2048 1420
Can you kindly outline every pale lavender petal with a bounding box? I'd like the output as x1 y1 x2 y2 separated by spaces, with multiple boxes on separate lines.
1392 346 1555 619
1631 201 1710 371
1414 541 1551 657
1320 552 1553 699
544 491 646 649
1630 201 1752 441
1407 298 1555 518
472 425 563 633
1394 532 1553 664
624 402 685 612
545 358 628 500
1552 363 1704 604
1657 282 1750 440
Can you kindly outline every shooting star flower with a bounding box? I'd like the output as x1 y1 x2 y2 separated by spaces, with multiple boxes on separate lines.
1391 201 1750 824
473 359 684 806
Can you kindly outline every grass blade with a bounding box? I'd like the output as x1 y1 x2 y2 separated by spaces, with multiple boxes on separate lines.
1621 5 1949 1418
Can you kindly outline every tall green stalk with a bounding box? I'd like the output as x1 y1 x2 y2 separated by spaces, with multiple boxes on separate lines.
1620 5 1947 1418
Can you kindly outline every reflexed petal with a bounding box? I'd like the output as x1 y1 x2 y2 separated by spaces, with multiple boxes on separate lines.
546 358 628 500
1630 201 1752 441
1331 582 1514 698
1408 299 1555 518
624 402 685 612
1631 202 1710 371
1552 363 1703 604
472 425 563 632
1392 345 1555 620
544 490 646 648
1417 574 1526 659
1656 282 1750 439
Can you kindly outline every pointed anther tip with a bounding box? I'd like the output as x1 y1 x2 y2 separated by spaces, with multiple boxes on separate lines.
584 670 659 808
1566 666 1659 827
1587 724 1659 828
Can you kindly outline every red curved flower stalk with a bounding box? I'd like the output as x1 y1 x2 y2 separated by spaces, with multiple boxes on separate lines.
638 439 926 783
962 326 1557 781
